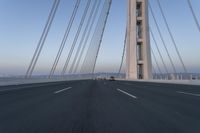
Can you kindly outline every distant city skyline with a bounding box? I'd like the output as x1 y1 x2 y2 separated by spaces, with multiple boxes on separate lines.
0 0 200 76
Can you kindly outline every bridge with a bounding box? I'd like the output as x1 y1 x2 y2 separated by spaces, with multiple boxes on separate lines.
0 0 200 133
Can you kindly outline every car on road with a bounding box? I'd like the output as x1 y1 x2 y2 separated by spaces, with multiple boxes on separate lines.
109 76 115 81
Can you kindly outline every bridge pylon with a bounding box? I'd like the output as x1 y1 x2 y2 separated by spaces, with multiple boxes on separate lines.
126 0 152 80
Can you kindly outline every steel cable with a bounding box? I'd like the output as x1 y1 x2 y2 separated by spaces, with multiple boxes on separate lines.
118 28 127 75
61 0 92 76
80 0 112 74
49 0 81 78
149 3 177 74
151 48 163 75
157 0 188 73
91 0 112 74
150 28 169 74
187 0 200 32
73 0 101 73
25 0 60 78
68 0 99 74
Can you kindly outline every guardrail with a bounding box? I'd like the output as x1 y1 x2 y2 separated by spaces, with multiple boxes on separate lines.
0 74 92 86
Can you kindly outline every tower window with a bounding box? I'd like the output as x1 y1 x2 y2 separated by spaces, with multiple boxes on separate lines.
136 2 142 17
137 21 142 39
137 64 144 79
137 43 143 60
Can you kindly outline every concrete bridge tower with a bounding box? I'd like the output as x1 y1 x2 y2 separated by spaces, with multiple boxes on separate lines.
126 0 152 80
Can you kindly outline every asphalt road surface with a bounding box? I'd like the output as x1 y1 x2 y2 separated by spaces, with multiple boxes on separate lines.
0 80 200 133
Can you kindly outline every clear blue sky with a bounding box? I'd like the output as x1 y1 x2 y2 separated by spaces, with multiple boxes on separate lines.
0 0 200 76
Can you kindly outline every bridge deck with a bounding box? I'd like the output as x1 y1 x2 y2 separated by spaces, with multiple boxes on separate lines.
0 80 200 133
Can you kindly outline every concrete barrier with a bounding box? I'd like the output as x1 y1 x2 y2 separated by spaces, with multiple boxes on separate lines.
117 79 200 86
0 76 91 86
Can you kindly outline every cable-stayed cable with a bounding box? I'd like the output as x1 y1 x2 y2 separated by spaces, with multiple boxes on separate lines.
187 0 200 32
68 0 99 74
25 0 60 78
151 48 163 75
152 62 158 79
157 0 187 74
49 0 80 78
150 29 168 74
73 0 101 73
152 65 156 75
118 28 127 74
26 0 59 78
92 0 112 74
61 0 91 76
149 3 177 74
80 0 112 74
29 0 60 77
91 0 112 74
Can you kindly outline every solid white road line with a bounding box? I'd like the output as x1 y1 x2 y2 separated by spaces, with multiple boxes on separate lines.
54 87 72 94
117 89 137 99
177 91 200 97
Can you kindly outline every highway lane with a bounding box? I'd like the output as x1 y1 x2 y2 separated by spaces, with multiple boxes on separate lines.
110 81 200 133
0 80 200 133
